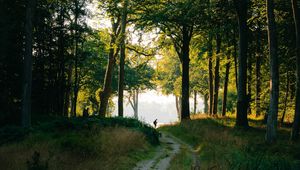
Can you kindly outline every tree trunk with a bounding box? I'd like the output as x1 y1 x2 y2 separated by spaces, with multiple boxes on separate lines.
129 89 139 119
247 53 252 115
291 0 300 141
281 72 289 125
58 5 66 116
213 35 221 115
234 0 249 127
64 64 72 117
135 89 139 118
204 94 209 113
222 51 231 117
118 0 128 117
99 18 120 117
71 0 79 117
175 96 181 120
193 90 197 114
266 0 279 143
233 33 238 91
180 25 191 120
208 35 214 115
256 25 262 117
22 0 36 128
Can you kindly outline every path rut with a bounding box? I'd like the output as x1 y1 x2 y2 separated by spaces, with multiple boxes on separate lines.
134 132 200 170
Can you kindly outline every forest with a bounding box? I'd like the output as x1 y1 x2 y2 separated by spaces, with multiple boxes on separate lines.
0 0 300 169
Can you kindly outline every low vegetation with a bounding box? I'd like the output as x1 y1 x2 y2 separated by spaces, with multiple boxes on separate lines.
160 115 300 170
0 117 159 170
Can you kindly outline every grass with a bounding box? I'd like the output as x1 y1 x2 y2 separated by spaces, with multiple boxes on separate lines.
0 116 159 170
167 146 193 170
160 114 300 170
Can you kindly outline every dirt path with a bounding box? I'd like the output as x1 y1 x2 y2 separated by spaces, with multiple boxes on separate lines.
134 132 200 170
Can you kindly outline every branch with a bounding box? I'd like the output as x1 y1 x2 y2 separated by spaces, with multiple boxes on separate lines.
126 46 155 56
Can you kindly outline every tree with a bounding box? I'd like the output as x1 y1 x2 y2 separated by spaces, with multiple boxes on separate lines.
266 0 279 143
291 0 300 141
22 0 36 128
234 0 249 127
212 35 221 115
135 0 208 120
222 45 231 117
118 0 128 117
99 0 122 116
208 35 214 115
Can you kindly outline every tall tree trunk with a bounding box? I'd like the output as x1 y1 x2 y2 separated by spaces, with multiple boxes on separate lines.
99 18 120 116
180 25 192 120
135 89 139 118
281 72 290 125
208 34 214 115
129 89 139 119
118 0 128 117
256 25 262 117
64 64 72 117
194 90 197 114
233 33 238 91
58 5 66 116
71 0 79 117
291 0 300 140
204 94 209 113
234 0 249 127
266 0 279 143
222 51 231 117
247 53 252 115
22 0 36 128
175 96 181 120
213 35 221 115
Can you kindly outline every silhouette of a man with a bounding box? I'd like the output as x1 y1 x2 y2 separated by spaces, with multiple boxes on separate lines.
153 119 158 128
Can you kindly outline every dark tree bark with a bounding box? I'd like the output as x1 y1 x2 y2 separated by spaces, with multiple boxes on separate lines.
118 0 128 117
247 53 252 115
255 25 262 117
194 90 197 114
99 17 121 116
208 35 214 115
266 0 279 143
64 64 73 117
180 25 192 120
71 0 79 117
58 5 65 116
291 0 300 141
22 0 36 128
234 0 249 127
204 94 209 113
222 50 231 117
281 72 290 125
213 35 221 115
233 33 238 91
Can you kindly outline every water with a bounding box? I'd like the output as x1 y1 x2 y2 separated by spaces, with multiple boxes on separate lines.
112 90 204 126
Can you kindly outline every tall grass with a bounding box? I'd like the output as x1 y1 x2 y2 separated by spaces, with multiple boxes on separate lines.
0 117 159 170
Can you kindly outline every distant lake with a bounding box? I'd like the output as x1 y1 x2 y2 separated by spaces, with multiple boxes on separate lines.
112 90 204 126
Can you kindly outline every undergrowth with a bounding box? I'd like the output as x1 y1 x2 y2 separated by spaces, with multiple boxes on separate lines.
0 116 159 170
